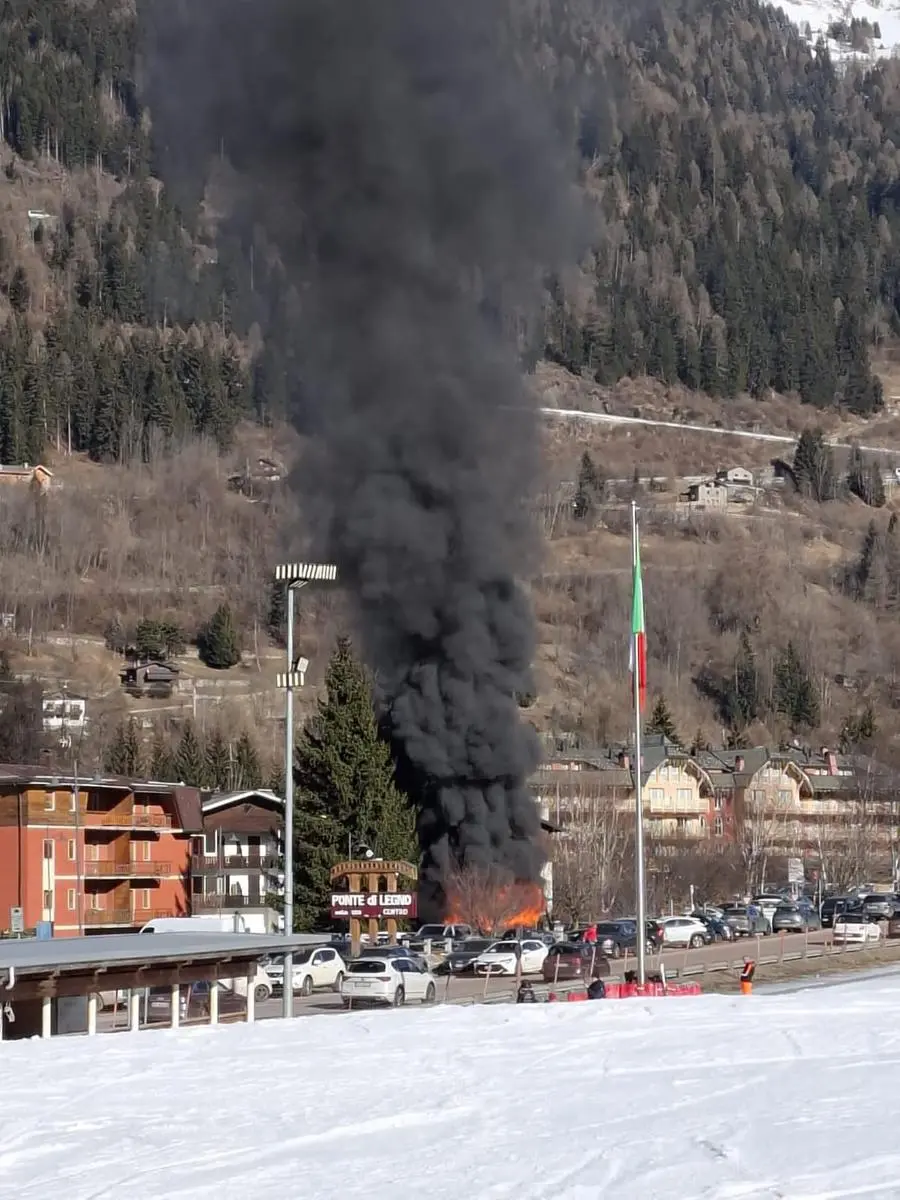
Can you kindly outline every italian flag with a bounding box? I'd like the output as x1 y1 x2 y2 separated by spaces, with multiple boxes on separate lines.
630 535 647 714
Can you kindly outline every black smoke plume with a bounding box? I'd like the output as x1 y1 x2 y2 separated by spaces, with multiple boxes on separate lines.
140 1 579 917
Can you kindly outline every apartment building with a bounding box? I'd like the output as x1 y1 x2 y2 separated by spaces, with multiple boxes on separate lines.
534 737 900 867
0 765 202 936
190 789 284 932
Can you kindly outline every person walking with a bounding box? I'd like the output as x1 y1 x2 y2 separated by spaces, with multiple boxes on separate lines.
582 922 597 945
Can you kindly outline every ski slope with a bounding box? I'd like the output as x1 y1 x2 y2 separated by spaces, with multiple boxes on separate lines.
776 0 900 60
3 978 900 1199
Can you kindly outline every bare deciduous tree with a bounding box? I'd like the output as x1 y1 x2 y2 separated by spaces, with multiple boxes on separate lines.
442 864 544 934
552 797 630 923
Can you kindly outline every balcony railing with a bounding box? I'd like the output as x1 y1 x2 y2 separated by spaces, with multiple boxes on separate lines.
83 861 175 878
193 894 273 911
83 909 134 926
83 811 173 829
191 854 280 873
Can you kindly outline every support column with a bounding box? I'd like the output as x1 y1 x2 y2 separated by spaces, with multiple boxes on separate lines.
129 989 141 1032
246 975 256 1024
87 992 98 1036
41 996 52 1039
170 983 180 1029
209 980 219 1025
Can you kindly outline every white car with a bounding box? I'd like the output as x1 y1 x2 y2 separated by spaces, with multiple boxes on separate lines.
341 956 437 1007
657 916 710 949
473 939 549 976
833 914 882 944
264 945 346 996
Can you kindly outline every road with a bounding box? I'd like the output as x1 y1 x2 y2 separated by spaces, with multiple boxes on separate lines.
539 405 899 459
96 931 829 1032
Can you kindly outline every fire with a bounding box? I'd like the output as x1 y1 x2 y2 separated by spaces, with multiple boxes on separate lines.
445 880 546 934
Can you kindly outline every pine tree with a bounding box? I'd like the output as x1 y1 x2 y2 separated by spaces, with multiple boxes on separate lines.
149 727 175 781
645 694 680 744
174 720 205 786
292 636 417 929
572 451 603 520
198 604 241 670
839 705 877 752
204 727 232 791
104 717 144 777
792 429 835 502
8 266 29 314
773 642 820 731
726 632 761 730
266 579 286 646
234 731 263 789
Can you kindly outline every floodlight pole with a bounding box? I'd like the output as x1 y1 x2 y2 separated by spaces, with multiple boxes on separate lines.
275 561 338 1020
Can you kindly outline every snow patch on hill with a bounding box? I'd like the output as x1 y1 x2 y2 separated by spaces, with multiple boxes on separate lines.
776 0 900 61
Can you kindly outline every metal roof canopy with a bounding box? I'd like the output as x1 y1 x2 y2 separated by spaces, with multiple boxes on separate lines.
0 932 312 981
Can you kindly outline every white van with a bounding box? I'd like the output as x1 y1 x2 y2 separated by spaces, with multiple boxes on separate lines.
139 915 250 934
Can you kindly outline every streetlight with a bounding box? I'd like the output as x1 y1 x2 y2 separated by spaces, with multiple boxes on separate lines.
274 560 338 1020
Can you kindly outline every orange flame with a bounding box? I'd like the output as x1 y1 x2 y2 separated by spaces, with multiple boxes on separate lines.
445 880 545 933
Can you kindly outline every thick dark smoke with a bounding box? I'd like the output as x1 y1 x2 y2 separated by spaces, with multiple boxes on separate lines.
140 1 579 916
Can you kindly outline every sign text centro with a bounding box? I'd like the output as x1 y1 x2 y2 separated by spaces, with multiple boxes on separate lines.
330 892 418 919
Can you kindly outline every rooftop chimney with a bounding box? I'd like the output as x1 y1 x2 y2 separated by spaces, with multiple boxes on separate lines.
735 755 745 772
826 751 838 776
618 751 630 771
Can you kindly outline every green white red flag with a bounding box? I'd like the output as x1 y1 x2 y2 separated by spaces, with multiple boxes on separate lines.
630 532 647 714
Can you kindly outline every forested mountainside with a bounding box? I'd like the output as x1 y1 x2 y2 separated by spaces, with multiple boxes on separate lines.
2 0 900 466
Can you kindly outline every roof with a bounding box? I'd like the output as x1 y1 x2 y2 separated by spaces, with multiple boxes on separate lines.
0 764 203 833
201 788 283 815
0 932 315 980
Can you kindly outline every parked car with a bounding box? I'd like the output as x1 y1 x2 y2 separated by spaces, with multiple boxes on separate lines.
144 982 245 1023
887 911 900 939
656 916 711 948
340 956 437 1007
820 896 860 929
860 894 900 921
593 920 640 958
473 939 549 976
441 938 495 974
721 905 770 937
833 913 882 943
771 905 820 934
541 943 610 983
690 912 734 941
752 895 786 924
264 945 346 996
408 924 473 944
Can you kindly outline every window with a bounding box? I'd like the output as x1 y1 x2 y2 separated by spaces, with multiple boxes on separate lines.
649 788 664 803
43 793 55 812
204 831 217 856
137 889 150 909
67 839 76 862
91 894 104 911
43 889 52 909
677 788 692 804
69 793 77 812
714 817 724 837
67 888 76 911
714 794 724 810
143 840 152 862
42 839 53 860
778 789 792 805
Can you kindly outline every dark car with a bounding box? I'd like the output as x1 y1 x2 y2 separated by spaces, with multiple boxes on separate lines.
771 904 821 933
541 943 610 983
886 911 900 939
722 905 770 937
820 896 861 929
144 982 245 1025
691 912 734 942
441 938 495 975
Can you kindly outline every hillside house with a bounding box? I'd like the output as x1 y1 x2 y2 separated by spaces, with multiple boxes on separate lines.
120 660 180 699
716 466 754 487
684 480 728 509
0 464 53 492
42 693 86 736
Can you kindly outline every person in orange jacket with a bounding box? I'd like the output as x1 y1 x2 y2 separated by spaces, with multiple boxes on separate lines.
582 923 597 944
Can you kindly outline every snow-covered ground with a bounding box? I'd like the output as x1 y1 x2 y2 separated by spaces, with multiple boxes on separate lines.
3 978 900 1199
775 0 900 61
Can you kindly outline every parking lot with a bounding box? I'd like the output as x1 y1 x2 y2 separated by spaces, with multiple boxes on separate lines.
96 930 843 1031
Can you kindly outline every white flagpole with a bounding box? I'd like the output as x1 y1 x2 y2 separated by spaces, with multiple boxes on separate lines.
632 500 647 986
